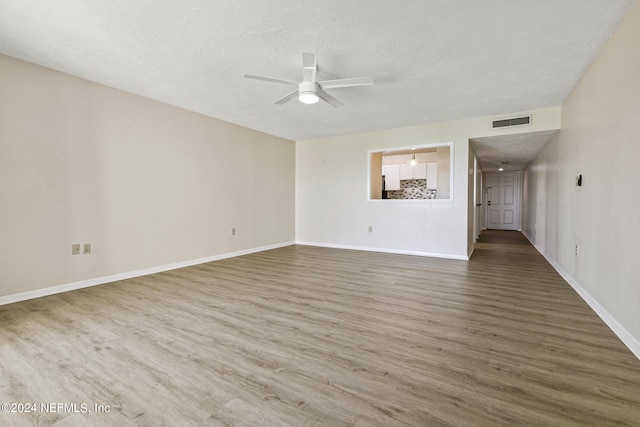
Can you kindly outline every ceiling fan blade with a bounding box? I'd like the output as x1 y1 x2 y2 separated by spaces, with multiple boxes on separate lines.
243 74 298 86
318 77 374 89
302 52 317 83
274 89 299 105
317 89 344 108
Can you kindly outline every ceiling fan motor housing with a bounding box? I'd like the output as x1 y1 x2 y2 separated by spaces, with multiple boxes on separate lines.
298 81 319 104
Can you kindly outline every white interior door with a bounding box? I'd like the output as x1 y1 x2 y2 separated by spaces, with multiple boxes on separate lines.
486 172 520 230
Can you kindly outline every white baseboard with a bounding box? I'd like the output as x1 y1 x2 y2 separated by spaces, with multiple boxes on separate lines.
295 241 469 261
521 231 640 361
0 241 295 307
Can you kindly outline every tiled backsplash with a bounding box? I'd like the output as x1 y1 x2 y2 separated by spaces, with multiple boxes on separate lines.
387 179 436 199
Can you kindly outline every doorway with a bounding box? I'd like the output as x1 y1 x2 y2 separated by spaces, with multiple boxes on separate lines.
486 172 521 230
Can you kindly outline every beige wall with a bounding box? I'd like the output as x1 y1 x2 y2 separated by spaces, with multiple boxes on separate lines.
296 108 560 259
369 152 382 199
523 1 640 355
436 145 451 199
466 143 475 254
0 55 295 299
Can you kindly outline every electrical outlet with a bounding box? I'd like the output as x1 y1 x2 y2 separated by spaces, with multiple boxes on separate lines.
71 244 80 255
83 243 91 254
231 227 236 236
368 226 373 233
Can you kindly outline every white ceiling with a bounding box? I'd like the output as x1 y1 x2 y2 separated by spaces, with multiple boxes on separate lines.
471 130 559 171
0 0 633 168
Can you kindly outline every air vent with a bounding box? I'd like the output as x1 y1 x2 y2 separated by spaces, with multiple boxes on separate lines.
492 115 531 129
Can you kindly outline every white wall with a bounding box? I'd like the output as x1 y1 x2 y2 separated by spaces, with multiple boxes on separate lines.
0 54 295 300
296 108 560 259
523 0 640 356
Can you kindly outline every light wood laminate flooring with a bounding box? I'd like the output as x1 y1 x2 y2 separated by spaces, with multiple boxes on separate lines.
1 231 640 426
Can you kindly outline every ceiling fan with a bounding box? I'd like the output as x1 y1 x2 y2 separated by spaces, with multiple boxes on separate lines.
243 52 374 108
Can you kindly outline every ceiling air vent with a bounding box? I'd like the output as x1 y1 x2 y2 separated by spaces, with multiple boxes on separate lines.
492 115 531 129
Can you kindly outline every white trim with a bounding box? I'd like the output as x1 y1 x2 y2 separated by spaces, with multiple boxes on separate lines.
467 243 475 260
0 241 295 307
296 241 469 261
522 231 640 361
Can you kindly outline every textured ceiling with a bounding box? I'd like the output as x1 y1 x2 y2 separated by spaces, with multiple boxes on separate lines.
471 130 559 172
0 1 633 154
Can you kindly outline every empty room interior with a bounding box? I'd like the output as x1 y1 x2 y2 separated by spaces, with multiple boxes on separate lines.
1 1 640 426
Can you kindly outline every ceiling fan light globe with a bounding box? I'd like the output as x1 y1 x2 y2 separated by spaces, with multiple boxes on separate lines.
299 92 319 104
